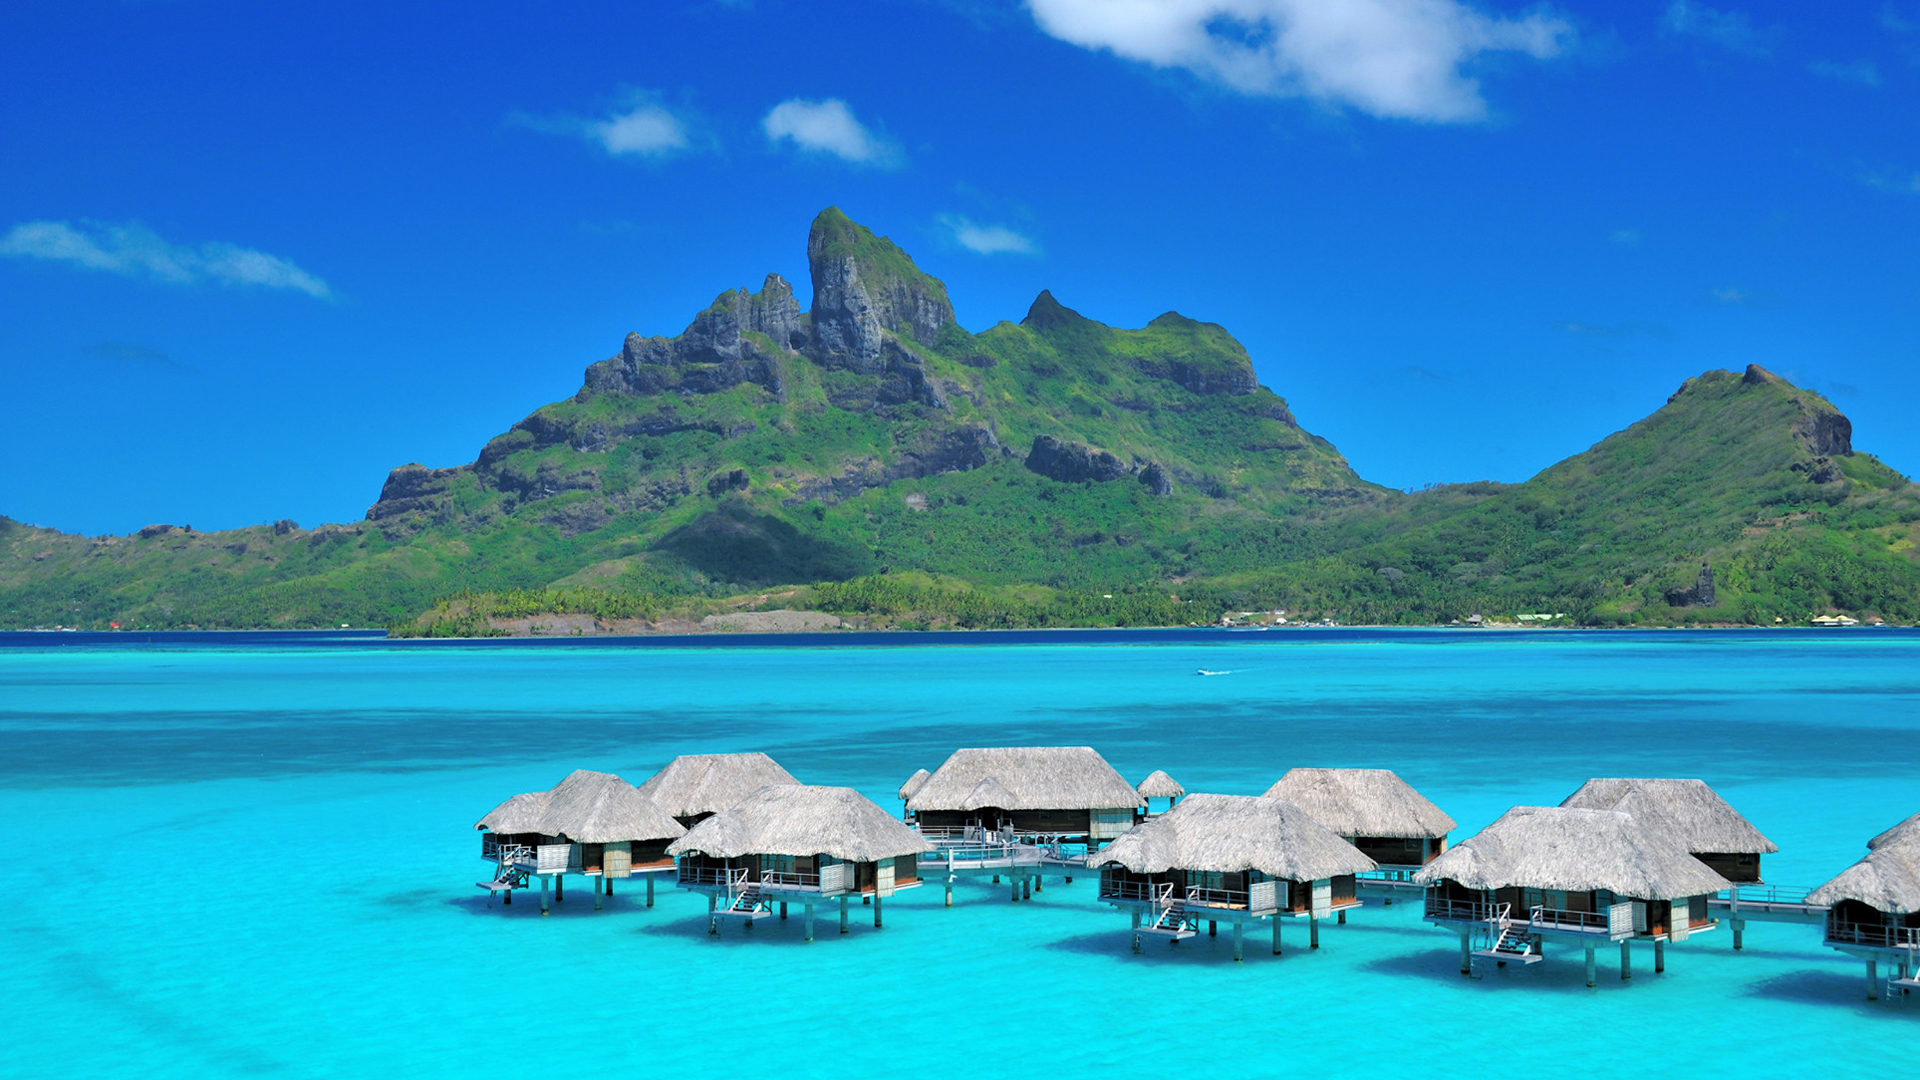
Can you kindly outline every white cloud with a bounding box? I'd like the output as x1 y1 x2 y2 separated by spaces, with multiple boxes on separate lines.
511 92 698 159
762 99 900 165
939 214 1039 255
1027 0 1571 123
1610 227 1642 245
588 103 692 156
1809 59 1881 85
0 220 331 298
1661 1 1771 57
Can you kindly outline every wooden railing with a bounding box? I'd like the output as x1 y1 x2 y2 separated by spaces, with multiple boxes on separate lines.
679 865 750 888
1426 896 1497 922
758 870 823 890
1826 920 1920 949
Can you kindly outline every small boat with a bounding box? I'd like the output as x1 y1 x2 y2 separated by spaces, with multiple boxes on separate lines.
1197 669 1230 676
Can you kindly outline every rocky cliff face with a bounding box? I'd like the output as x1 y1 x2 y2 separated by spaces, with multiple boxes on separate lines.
583 273 802 398
806 207 953 372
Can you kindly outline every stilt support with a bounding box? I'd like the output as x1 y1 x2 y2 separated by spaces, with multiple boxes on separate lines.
540 874 551 915
646 875 654 908
780 902 788 919
805 903 815 943
1209 920 1217 937
1022 876 1031 901
1459 931 1471 974
874 894 883 928
1585 944 1597 987
1232 921 1244 962
840 895 849 934
1654 939 1665 974
1867 959 1879 1001
1034 876 1043 893
1338 909 1346 925
1620 940 1632 981
1310 917 1320 950
1732 919 1744 950
593 880 603 911
1011 877 1019 903
708 893 717 935
945 874 954 907
1273 918 1284 956
555 876 563 902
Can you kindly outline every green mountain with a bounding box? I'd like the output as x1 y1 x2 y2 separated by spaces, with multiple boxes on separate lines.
4 209 1917 631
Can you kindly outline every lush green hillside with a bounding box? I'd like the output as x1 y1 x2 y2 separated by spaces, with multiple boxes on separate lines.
4 209 1917 631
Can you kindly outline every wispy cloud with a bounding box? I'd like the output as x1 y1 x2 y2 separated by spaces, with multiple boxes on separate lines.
0 220 331 298
1399 364 1449 382
1709 285 1784 308
82 341 190 373
1610 228 1643 246
1558 319 1673 339
1863 167 1920 194
762 99 900 165
938 214 1038 255
1809 58 1881 85
1661 1 1772 57
1026 0 1572 124
1883 5 1913 33
511 91 700 159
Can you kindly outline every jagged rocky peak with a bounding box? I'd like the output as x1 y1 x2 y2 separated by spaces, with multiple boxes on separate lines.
1021 290 1101 332
806 206 953 372
582 272 798 398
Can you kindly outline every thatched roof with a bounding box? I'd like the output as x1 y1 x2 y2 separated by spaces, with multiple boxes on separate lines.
1559 778 1777 855
1090 793 1376 881
1808 832 1920 914
667 785 934 862
633 753 800 820
474 770 686 844
1412 806 1730 900
476 790 552 835
1868 813 1920 851
898 768 931 801
1137 770 1185 799
907 747 1144 812
1264 768 1455 839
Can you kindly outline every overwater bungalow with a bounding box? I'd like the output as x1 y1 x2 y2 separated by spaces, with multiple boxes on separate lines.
1806 814 1920 1000
1264 768 1455 875
632 752 800 827
668 784 934 942
1090 793 1375 960
907 746 1144 849
1560 777 1776 882
475 769 686 913
1560 777 1778 947
1136 770 1184 817
1414 806 1729 986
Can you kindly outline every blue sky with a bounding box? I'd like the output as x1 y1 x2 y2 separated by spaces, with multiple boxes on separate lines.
2 0 1915 535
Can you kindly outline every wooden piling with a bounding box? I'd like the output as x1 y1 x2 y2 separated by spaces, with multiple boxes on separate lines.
1274 919 1283 957
944 873 953 907
1232 921 1244 962
1459 931 1470 974
1585 944 1596 987
1654 939 1665 974
840 895 849 934
555 876 563 902
1620 940 1632 981
1209 920 1217 937
1310 917 1319 949
1867 959 1879 1001
1731 918 1744 950
593 881 603 911
805 903 815 943
540 874 550 915
708 893 717 935
874 894 883 928
646 875 654 908
1338 909 1346 924
780 901 788 919
1022 876 1031 901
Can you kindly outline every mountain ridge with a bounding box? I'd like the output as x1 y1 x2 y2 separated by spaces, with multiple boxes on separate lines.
3 209 1917 631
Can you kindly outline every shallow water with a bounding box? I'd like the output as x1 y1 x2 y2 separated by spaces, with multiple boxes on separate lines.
3 629 1915 1079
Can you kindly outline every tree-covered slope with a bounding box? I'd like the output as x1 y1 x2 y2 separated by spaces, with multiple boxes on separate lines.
3 210 1917 630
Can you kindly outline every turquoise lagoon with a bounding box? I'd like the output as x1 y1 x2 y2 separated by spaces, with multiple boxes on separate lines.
3 629 1916 1078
